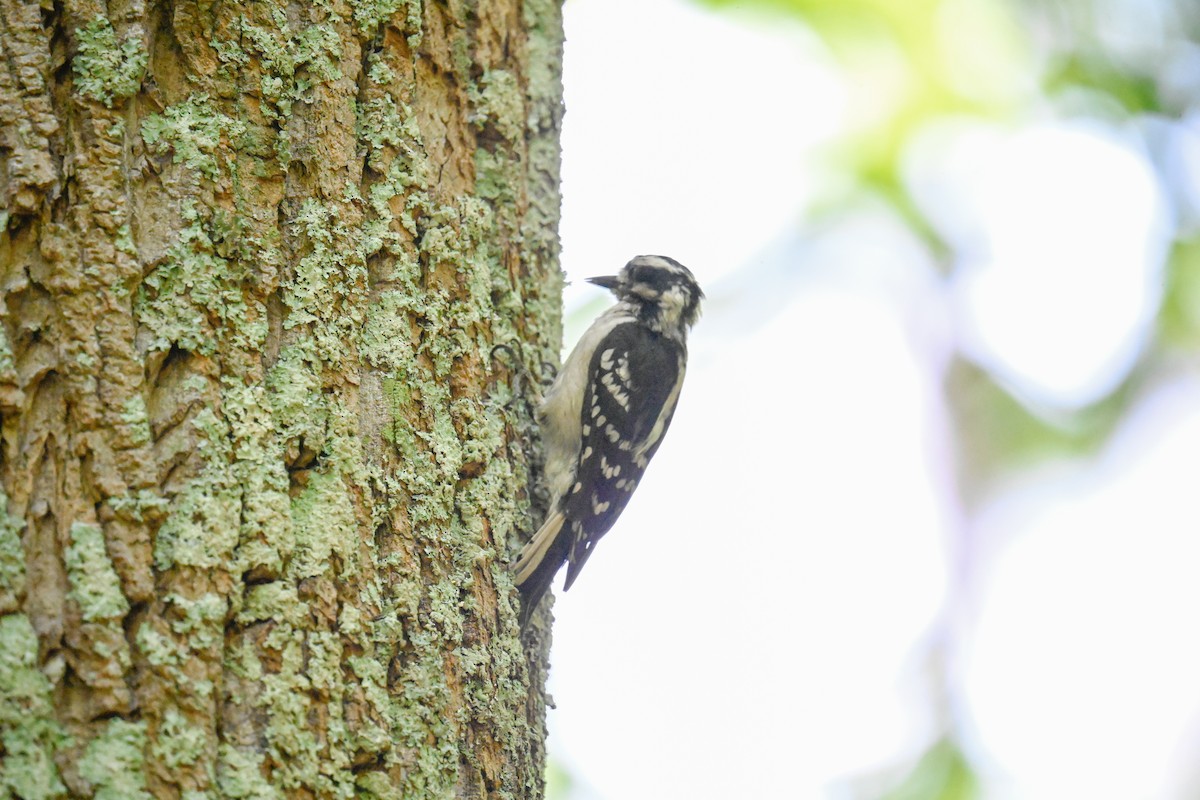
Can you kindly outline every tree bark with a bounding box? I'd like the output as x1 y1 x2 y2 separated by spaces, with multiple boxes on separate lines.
0 0 562 796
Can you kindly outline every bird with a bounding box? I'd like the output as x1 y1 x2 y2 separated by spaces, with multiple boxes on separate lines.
512 255 703 629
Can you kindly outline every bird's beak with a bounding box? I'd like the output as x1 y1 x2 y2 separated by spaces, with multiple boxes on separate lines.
587 275 620 291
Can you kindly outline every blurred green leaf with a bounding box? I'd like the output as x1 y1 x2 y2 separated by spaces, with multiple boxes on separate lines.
946 357 1138 505
1045 54 1164 115
1158 236 1200 349
880 738 979 800
544 758 575 800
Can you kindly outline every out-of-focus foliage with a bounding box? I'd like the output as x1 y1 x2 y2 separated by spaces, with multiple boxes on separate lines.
879 738 980 800
688 0 1200 795
697 0 1200 482
945 358 1137 504
1034 0 1200 118
701 0 1033 255
545 759 575 800
1160 237 1200 349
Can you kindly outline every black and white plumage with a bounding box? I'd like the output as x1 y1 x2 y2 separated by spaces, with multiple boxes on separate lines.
513 255 703 629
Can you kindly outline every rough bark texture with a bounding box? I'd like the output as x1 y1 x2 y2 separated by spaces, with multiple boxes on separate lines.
0 0 562 796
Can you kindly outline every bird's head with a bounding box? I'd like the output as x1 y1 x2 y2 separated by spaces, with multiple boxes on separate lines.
588 255 704 337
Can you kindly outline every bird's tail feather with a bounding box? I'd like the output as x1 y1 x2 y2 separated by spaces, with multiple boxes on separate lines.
515 511 569 630
513 510 564 584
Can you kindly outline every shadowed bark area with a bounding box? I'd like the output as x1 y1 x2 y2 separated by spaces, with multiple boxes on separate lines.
0 0 563 796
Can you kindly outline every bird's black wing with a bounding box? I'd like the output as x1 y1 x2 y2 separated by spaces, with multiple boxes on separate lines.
561 322 685 590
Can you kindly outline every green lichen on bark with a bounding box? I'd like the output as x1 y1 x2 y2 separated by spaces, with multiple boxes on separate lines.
78 719 153 800
65 523 131 623
150 707 210 771
0 493 23 604
284 199 370 365
288 469 359 580
141 97 246 181
107 489 170 523
220 380 294 576
0 615 69 799
2 0 563 795
135 203 260 353
152 408 243 571
216 741 279 799
73 17 147 108
118 396 152 447
0 327 16 387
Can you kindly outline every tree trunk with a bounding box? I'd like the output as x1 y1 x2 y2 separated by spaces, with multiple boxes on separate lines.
0 0 562 795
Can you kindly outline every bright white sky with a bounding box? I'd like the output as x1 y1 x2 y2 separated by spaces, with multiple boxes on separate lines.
549 0 1199 798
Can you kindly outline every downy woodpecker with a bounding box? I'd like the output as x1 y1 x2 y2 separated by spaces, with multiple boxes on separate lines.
513 255 703 628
